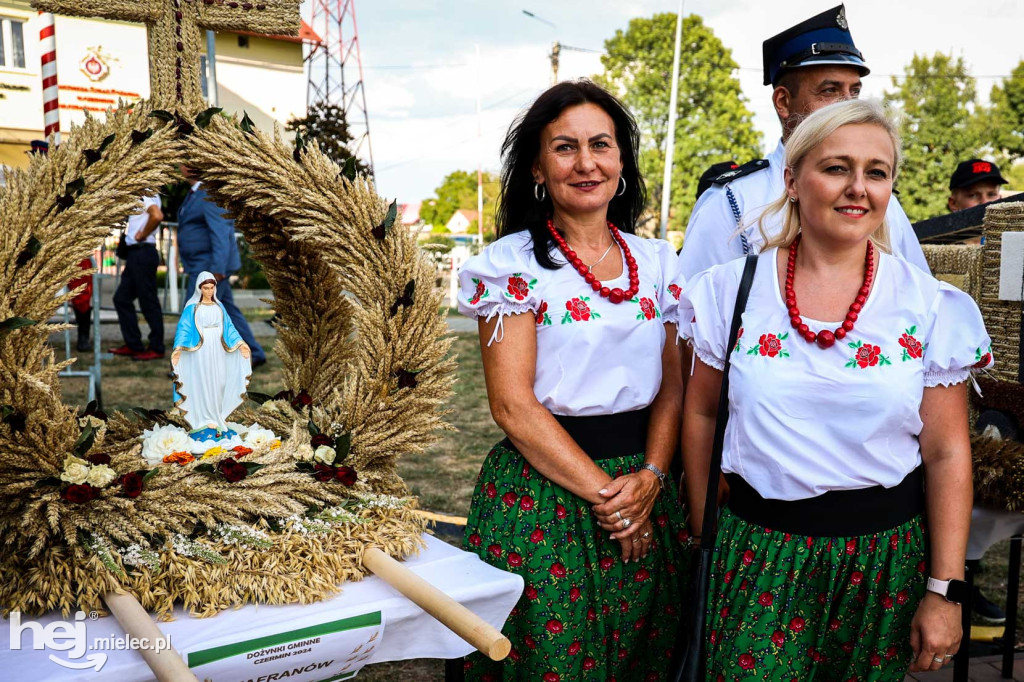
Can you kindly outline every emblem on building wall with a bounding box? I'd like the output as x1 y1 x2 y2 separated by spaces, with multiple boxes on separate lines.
79 47 115 82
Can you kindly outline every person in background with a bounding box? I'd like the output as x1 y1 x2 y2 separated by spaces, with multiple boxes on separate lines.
695 160 738 202
948 159 1007 212
457 80 686 680
176 166 266 368
680 99 989 678
679 4 929 281
110 195 165 360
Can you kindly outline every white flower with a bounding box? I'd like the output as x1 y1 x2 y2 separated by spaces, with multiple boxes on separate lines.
243 425 277 449
225 421 248 436
85 464 117 488
295 443 315 462
140 424 191 466
63 455 90 469
60 462 91 485
313 445 336 465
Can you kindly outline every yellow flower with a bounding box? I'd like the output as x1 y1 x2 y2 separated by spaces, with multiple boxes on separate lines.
201 446 225 460
270 440 281 450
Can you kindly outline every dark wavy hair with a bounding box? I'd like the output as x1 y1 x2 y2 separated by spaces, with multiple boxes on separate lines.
496 79 646 269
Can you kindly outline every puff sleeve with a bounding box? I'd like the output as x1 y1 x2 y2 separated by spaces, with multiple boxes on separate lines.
457 239 542 345
921 282 993 387
675 263 736 372
651 239 681 324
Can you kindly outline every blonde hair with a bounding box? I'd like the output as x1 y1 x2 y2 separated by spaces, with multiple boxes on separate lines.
758 99 901 253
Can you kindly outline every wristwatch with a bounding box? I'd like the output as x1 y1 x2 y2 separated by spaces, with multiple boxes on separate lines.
926 577 969 605
641 463 668 491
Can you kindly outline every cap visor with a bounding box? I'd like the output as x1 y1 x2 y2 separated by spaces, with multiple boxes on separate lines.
789 54 870 77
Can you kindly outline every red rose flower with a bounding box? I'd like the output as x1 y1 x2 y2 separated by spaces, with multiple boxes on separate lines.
668 283 682 300
61 483 97 503
549 562 567 578
742 549 755 565
845 539 857 555
709 630 718 644
890 533 899 549
566 297 592 321
740 578 749 591
738 653 755 670
507 552 523 567
896 590 909 605
508 648 520 662
501 491 517 507
555 504 567 519
218 458 248 483
828 618 841 631
771 630 785 647
759 333 783 357
521 462 531 477
885 646 898 660
758 592 773 606
917 560 927 574
620 599 629 614
617 647 627 659
870 652 882 666
314 463 335 482
612 629 621 642
535 301 548 325
583 657 596 670
899 333 923 359
881 594 894 609
334 465 357 485
469 279 486 305
568 641 581 655
599 556 615 571
507 275 530 301
569 587 581 602
545 619 563 634
310 434 333 447
841 641 855 654
119 471 143 498
525 585 538 600
468 533 482 547
529 528 544 543
639 297 657 320
789 617 805 632
974 352 993 368
720 606 730 618
520 495 534 511
850 571 863 585
634 616 646 630
86 453 111 465
586 607 596 621
291 390 313 408
523 634 537 650
856 343 881 368
484 482 497 498
487 544 502 558
656 513 668 528
634 568 650 582
723 570 735 584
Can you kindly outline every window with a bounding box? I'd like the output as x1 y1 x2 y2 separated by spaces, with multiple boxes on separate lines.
1 17 27 69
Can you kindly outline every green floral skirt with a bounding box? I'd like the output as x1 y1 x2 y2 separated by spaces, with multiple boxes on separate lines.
704 507 927 681
462 439 689 681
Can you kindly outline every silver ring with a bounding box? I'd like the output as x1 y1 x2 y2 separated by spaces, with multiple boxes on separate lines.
944 654 954 659
614 510 623 521
932 656 945 664
621 518 632 529
642 531 651 538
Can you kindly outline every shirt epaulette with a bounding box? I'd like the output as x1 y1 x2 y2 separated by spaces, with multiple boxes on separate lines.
711 158 769 186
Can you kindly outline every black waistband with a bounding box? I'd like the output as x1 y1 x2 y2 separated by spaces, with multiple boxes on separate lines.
124 242 156 250
725 467 925 537
547 408 649 461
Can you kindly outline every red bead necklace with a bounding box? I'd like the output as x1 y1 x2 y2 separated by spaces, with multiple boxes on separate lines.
546 218 639 304
786 235 874 349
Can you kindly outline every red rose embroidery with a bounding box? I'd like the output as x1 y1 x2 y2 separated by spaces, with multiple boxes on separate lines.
507 552 523 567
846 341 890 369
668 283 682 300
506 274 531 301
899 327 923 360
759 333 783 358
545 619 563 634
975 346 993 368
566 297 592 321
549 562 567 578
468 278 487 305
535 301 551 325
738 653 755 670
636 297 658 321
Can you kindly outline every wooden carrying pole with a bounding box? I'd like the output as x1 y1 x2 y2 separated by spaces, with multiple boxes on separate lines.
104 592 197 681
362 546 511 661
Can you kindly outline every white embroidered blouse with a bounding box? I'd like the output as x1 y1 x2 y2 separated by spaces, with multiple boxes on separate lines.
457 230 680 417
674 248 993 501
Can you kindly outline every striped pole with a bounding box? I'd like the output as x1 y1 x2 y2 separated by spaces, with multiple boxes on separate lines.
39 12 60 145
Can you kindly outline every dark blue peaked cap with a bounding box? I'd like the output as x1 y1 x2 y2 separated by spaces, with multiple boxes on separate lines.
763 4 869 86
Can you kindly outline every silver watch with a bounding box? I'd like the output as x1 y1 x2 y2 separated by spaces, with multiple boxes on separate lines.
641 463 668 490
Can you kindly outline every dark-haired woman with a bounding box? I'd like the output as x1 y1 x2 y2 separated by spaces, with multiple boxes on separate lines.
457 79 687 680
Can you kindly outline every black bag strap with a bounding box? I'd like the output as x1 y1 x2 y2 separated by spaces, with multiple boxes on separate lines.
699 253 758 551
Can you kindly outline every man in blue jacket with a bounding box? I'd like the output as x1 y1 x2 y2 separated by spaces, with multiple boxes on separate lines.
177 167 266 367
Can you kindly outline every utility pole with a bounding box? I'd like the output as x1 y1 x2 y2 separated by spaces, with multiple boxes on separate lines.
659 0 685 240
476 44 484 246
550 41 560 85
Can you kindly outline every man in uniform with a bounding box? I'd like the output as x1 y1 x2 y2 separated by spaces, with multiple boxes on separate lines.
948 159 1007 212
678 4 929 280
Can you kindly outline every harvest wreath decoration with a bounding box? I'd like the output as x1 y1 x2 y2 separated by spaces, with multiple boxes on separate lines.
0 0 456 622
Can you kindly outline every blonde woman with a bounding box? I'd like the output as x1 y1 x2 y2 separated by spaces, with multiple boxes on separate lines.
676 99 991 678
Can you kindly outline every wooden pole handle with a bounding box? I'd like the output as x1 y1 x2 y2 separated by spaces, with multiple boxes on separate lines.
362 546 511 661
103 592 197 681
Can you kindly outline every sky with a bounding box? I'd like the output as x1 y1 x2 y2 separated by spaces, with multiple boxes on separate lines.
302 0 1024 204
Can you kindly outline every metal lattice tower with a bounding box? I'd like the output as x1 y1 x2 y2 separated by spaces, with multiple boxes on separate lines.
306 0 374 172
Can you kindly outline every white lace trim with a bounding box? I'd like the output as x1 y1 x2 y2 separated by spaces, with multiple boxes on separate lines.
923 368 970 389
481 301 538 346
692 345 725 373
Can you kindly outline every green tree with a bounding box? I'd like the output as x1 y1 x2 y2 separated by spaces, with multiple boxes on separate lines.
884 53 982 222
420 170 500 233
987 60 1024 160
286 101 371 176
595 13 762 231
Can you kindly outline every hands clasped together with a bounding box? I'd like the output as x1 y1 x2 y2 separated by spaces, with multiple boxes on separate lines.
592 469 662 563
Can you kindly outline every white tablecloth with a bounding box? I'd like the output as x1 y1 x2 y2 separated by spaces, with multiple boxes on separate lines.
1 534 523 680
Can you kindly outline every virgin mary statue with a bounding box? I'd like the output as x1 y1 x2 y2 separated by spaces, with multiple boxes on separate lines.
172 272 251 440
